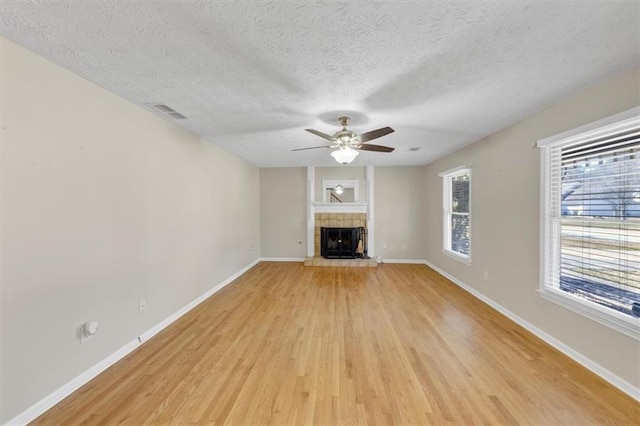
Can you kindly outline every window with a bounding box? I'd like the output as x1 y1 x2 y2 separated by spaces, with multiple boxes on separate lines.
538 107 640 340
440 166 471 264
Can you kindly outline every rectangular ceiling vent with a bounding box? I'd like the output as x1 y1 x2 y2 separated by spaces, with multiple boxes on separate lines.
145 103 187 120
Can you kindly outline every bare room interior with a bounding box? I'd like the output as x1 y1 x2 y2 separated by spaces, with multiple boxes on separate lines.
1 2 639 424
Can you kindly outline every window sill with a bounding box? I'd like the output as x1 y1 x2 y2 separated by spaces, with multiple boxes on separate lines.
443 249 471 265
539 287 640 341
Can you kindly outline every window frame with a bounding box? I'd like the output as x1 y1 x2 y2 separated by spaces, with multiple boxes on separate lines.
537 107 640 341
321 179 359 203
440 165 472 265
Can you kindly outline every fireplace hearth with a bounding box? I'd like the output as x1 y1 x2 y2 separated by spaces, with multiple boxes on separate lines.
321 227 364 259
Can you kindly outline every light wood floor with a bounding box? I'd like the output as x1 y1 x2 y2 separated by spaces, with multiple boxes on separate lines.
34 262 638 425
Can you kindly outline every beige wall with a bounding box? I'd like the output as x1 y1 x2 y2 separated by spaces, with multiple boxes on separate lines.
260 166 429 261
1 38 260 422
259 168 307 258
4 32 636 421
424 67 640 390
374 166 428 260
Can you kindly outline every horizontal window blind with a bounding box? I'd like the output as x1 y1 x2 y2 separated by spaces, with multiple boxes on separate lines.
547 126 640 317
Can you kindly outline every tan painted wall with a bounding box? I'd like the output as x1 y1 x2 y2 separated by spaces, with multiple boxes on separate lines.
424 67 640 390
1 38 260 422
259 166 429 260
259 168 307 258
374 166 428 260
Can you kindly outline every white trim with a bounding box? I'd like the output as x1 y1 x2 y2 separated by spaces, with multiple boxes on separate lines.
539 147 548 300
139 259 260 343
423 259 640 402
321 179 359 202
438 164 472 177
441 166 472 264
4 339 140 426
536 106 640 148
307 166 315 257
259 257 305 262
5 258 261 426
537 109 640 341
442 248 472 265
7 257 637 425
307 166 374 257
366 165 375 257
381 258 427 264
312 202 368 214
539 288 640 341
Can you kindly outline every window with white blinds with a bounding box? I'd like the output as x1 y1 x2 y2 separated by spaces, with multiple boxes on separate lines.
440 166 471 264
538 108 640 340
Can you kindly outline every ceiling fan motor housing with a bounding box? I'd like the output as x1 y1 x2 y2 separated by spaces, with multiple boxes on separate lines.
334 129 358 146
295 115 394 154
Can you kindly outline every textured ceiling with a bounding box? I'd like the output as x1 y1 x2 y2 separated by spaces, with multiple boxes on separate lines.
1 1 639 167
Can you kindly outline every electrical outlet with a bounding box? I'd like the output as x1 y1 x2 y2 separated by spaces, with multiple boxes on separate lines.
483 271 489 281
250 245 255 253
139 299 146 312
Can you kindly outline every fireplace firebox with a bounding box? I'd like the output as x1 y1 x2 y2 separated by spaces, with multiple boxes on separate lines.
321 227 364 259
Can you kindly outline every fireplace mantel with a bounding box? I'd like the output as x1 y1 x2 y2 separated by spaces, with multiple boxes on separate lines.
312 202 368 214
307 166 375 258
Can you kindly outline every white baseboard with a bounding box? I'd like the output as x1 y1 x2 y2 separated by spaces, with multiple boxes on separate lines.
9 257 636 425
5 339 141 426
423 259 640 402
5 258 261 426
140 258 260 343
259 257 427 264
259 257 305 262
380 258 428 264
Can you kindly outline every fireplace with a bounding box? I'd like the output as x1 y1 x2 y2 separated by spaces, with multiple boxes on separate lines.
321 227 364 259
314 213 366 257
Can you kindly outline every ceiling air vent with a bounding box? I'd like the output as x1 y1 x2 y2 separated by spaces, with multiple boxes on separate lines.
409 147 421 151
145 103 187 120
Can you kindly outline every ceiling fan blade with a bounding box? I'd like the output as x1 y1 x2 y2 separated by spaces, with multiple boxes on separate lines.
291 145 332 151
355 143 395 153
305 129 335 141
359 127 394 143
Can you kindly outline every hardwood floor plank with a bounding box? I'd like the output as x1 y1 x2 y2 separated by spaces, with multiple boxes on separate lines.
31 262 638 425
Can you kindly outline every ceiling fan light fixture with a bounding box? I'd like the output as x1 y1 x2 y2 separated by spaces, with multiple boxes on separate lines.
331 146 359 164
334 184 344 195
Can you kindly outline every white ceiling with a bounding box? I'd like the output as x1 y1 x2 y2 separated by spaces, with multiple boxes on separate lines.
1 1 639 167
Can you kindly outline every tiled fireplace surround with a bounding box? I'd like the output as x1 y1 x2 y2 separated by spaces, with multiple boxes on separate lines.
313 213 366 257
304 165 376 266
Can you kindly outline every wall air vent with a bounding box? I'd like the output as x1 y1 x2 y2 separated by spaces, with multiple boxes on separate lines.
409 147 421 151
144 103 187 120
